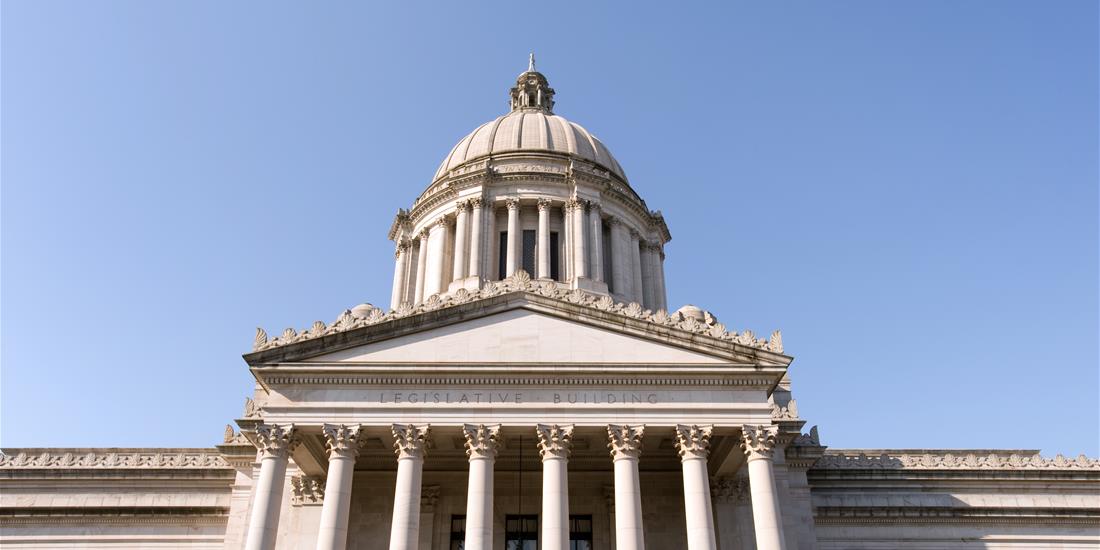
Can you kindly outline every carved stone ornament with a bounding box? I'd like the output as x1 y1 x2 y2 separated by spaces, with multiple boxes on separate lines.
741 425 779 461
421 485 441 512
793 425 821 447
607 424 645 460
815 451 1100 471
243 397 262 418
392 424 430 460
322 424 362 459
674 424 714 461
252 270 783 355
536 424 574 460
291 474 325 506
253 423 299 459
505 197 520 211
537 197 552 211
463 423 502 460
0 450 229 469
710 476 750 504
771 399 798 420
565 197 585 211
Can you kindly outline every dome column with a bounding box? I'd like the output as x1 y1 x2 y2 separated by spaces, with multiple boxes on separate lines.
467 197 483 281
390 240 409 310
630 230 644 304
505 198 520 276
568 198 588 280
452 201 470 282
424 219 448 298
413 230 429 303
589 203 604 283
537 199 552 279
609 217 630 299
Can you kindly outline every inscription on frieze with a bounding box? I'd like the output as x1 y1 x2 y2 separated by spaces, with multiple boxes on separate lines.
377 390 660 405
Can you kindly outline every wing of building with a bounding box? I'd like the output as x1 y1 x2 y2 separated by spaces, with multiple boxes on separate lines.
3 59 1098 550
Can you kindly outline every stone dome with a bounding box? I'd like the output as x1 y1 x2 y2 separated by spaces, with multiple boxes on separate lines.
432 55 626 183
433 111 627 183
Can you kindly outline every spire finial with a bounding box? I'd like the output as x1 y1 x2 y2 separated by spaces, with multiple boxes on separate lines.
528 52 536 73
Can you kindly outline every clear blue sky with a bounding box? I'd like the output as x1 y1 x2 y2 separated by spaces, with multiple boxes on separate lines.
3 1 1097 456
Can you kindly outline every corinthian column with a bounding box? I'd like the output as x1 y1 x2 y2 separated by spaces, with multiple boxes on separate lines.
537 199 551 279
568 198 587 279
413 230 429 303
424 219 448 297
453 201 470 281
462 424 502 550
390 241 409 310
608 425 646 550
244 423 298 550
537 424 574 550
741 425 786 550
505 198 520 276
389 424 430 550
316 424 361 550
629 230 644 304
675 424 716 550
589 203 604 282
468 197 483 280
608 217 629 297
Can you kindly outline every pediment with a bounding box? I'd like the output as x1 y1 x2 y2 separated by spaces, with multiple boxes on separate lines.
307 309 727 365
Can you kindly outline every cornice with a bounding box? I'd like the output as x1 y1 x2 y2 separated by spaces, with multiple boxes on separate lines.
813 450 1100 471
0 506 229 526
0 449 231 470
252 371 778 388
813 506 1100 526
249 271 786 363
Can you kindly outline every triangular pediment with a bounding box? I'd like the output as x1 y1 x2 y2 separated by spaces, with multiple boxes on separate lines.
308 309 727 365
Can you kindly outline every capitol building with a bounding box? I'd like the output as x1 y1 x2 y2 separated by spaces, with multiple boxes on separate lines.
2 60 1098 550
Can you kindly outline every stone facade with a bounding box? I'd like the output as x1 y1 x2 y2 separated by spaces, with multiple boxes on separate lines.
2 61 1097 550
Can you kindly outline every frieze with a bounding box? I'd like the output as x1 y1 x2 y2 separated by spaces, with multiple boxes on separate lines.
815 451 1100 470
252 271 783 354
0 450 229 469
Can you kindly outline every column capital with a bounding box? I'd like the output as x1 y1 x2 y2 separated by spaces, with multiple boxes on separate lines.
505 197 520 211
607 424 645 461
710 476 750 504
607 215 623 227
463 423 502 460
253 423 299 459
392 424 431 460
432 217 449 229
291 474 326 506
536 423 574 460
322 423 361 459
468 196 483 208
565 197 586 211
537 197 552 211
418 228 430 241
674 424 713 461
588 201 602 213
629 228 641 240
740 424 779 461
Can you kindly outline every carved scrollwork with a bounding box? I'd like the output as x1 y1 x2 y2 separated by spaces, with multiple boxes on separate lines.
674 424 714 460
253 423 299 459
607 424 645 460
392 424 430 460
536 424 574 460
741 425 779 461
463 423 502 460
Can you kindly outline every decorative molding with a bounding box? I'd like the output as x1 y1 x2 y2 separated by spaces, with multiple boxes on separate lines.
813 506 1100 526
322 424 361 459
607 424 645 460
253 423 298 459
0 450 229 469
674 424 713 460
815 451 1100 471
462 423 502 460
291 474 325 506
771 399 798 420
741 425 779 461
391 424 430 460
536 424 574 460
251 271 783 355
258 374 776 388
710 476 749 504
421 485 441 512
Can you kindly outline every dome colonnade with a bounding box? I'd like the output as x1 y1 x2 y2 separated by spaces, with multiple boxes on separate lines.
388 63 670 312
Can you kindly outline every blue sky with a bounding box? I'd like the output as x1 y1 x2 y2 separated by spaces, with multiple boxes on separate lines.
2 1 1097 455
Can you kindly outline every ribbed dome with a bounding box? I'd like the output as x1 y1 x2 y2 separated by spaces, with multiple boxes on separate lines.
433 110 627 182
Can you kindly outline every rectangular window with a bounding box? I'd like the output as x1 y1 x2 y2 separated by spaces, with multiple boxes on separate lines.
570 515 593 550
505 515 538 550
450 515 466 550
498 232 508 280
550 231 560 281
522 230 537 275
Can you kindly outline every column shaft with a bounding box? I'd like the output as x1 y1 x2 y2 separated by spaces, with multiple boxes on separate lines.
505 199 520 276
453 203 469 281
243 424 296 550
390 244 407 310
742 425 786 550
609 219 629 297
655 247 667 311
589 204 604 282
570 200 587 279
468 199 483 279
609 424 646 550
630 232 644 304
316 425 360 550
537 199 551 279
537 424 574 550
413 233 429 303
462 423 501 550
389 424 429 550
676 425 716 550
423 221 447 297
